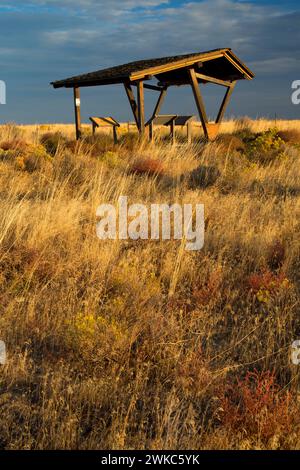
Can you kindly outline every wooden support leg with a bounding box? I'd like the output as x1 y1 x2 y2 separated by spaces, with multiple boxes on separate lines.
124 82 139 129
206 123 220 140
73 87 82 140
92 122 96 136
149 121 153 142
187 122 192 144
113 126 118 144
216 81 236 124
170 120 175 145
188 68 208 139
137 81 145 136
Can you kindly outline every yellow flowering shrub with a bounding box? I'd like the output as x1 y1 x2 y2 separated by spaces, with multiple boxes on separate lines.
67 311 125 352
245 128 285 164
99 150 122 168
256 289 271 304
247 270 291 304
0 141 52 172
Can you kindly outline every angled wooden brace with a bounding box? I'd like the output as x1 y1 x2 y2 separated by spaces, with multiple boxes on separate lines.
146 87 168 141
188 68 209 139
189 68 237 140
137 80 145 135
124 82 140 129
216 81 237 123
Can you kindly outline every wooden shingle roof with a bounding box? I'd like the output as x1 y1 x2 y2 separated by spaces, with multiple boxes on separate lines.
51 48 254 89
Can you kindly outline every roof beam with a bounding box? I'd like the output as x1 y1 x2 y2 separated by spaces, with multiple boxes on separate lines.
158 80 189 87
58 77 160 90
129 52 225 81
53 78 128 89
194 72 232 87
226 50 254 79
131 82 166 92
224 52 253 80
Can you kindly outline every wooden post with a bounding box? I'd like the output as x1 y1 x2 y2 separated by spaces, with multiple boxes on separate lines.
170 119 175 144
188 68 208 139
149 121 154 142
113 126 118 144
187 122 192 144
124 82 139 129
137 80 145 136
73 87 82 140
216 81 236 124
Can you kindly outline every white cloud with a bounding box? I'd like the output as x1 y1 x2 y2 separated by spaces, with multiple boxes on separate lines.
44 29 100 45
250 57 300 74
41 1 294 61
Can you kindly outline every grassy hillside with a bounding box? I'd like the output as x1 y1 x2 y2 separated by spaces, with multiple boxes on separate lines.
0 119 300 449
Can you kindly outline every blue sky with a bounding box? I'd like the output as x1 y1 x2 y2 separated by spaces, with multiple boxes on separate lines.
0 0 299 123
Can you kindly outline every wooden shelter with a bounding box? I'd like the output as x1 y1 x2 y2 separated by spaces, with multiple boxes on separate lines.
51 48 254 141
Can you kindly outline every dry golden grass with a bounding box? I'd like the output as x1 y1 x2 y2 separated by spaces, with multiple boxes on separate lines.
10 117 300 140
0 118 300 449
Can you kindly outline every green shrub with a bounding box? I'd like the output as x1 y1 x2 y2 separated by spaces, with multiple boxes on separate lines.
244 128 285 164
16 144 52 172
217 135 246 153
0 141 51 172
277 129 300 146
98 151 122 168
188 165 220 189
40 132 67 156
84 134 115 156
233 116 254 140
